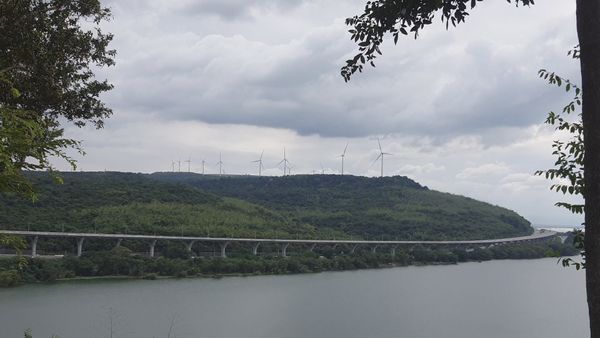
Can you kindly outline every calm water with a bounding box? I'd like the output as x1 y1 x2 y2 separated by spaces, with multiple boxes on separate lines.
0 258 588 338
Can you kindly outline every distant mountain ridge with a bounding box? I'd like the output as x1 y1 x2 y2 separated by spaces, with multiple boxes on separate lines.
0 172 532 241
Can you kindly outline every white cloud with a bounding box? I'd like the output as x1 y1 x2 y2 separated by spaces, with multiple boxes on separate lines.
398 163 446 176
456 163 511 180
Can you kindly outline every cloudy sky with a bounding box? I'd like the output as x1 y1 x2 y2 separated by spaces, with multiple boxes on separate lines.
59 0 582 227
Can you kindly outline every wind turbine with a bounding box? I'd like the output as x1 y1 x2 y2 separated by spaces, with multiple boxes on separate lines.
373 138 392 177
185 157 191 173
339 142 349 175
320 162 325 175
252 151 265 176
201 159 206 174
178 159 181 172
277 148 291 176
216 153 224 175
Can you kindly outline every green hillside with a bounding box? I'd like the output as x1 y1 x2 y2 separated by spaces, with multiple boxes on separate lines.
149 173 532 240
0 172 319 239
0 172 533 240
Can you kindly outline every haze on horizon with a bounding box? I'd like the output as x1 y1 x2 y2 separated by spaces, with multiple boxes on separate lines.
56 0 582 227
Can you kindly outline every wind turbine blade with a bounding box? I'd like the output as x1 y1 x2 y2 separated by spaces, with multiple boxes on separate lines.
370 154 382 167
260 150 264 160
277 159 285 165
377 138 383 153
343 142 348 155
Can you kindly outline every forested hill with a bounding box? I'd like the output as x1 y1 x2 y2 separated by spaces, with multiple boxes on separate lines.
149 173 532 240
0 172 303 238
0 172 532 241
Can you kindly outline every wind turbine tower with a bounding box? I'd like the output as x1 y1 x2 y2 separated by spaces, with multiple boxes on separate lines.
185 157 191 173
374 138 392 177
178 159 181 172
340 142 349 175
252 151 265 176
277 148 291 176
216 153 224 175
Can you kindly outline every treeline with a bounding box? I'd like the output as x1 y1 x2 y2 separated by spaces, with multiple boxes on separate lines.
0 239 578 287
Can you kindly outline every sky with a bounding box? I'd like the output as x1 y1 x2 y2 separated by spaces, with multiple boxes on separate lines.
58 0 583 227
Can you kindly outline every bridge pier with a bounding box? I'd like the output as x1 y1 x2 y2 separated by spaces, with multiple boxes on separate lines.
390 246 397 257
31 236 38 258
76 238 85 257
186 241 196 252
220 242 230 258
252 242 261 255
281 243 290 257
149 240 157 258
115 238 123 248
371 245 378 254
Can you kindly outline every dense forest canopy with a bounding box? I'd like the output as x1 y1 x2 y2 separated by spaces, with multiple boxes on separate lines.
0 172 532 241
150 172 532 240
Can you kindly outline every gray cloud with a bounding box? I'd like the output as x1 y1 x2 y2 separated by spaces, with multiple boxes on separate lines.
65 0 583 226
175 0 304 20
99 0 577 140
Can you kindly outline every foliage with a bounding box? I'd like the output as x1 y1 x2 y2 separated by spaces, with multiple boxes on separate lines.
0 239 574 287
535 48 585 270
0 0 115 199
340 0 533 81
0 269 20 287
0 234 25 252
0 172 532 241
535 68 584 215
0 172 331 239
151 173 532 240
0 104 78 200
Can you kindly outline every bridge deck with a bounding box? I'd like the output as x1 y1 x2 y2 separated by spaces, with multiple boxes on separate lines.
0 229 557 245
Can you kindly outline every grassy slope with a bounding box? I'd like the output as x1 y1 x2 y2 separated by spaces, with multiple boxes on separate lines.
149 173 533 240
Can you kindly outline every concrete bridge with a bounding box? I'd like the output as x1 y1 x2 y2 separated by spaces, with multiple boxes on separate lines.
0 229 558 258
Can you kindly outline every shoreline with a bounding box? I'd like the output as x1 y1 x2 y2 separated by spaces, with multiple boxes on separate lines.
33 258 547 286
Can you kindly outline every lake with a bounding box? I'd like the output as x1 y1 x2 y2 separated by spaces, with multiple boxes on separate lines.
0 258 588 338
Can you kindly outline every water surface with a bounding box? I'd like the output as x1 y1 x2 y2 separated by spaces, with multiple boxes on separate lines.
0 258 588 338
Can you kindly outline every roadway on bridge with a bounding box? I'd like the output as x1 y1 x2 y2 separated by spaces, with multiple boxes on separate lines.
0 229 558 246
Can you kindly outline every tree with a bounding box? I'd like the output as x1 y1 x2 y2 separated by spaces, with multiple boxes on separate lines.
0 0 115 200
535 60 586 269
340 1 600 336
